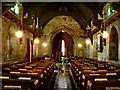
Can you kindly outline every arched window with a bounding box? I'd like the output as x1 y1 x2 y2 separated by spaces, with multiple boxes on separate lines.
10 2 23 16
61 40 65 56
109 26 118 61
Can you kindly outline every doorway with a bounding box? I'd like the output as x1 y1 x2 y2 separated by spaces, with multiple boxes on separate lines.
52 31 73 61
27 39 33 62
109 26 118 60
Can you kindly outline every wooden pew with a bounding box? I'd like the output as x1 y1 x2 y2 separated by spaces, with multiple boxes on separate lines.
83 74 120 90
79 70 120 89
1 78 39 90
70 59 120 89
87 79 120 90
1 59 55 89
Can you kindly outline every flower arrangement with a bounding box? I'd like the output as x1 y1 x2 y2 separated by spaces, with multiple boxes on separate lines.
61 57 68 62
56 62 62 68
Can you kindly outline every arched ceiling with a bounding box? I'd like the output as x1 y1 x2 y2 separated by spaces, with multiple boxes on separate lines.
2 2 110 36
22 2 104 29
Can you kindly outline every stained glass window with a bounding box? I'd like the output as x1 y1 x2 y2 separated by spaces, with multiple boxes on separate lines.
107 5 115 16
10 2 23 16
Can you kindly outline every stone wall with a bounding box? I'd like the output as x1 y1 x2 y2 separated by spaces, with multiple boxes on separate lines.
86 3 120 65
88 19 120 65
105 19 120 64
88 19 120 64
2 16 33 63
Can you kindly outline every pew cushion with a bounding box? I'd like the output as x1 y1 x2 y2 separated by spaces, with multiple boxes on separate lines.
0 76 9 79
18 77 31 80
4 85 21 89
95 78 108 81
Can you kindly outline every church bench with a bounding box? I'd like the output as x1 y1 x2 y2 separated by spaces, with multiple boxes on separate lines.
2 60 55 89
78 70 120 89
1 78 39 90
3 68 44 74
1 70 53 89
3 62 54 75
70 59 120 79
1 72 45 88
3 64 52 74
87 79 120 90
1 72 44 79
83 74 120 90
70 59 120 82
2 68 50 88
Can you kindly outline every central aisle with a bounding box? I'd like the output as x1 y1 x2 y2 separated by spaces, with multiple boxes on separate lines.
53 63 77 90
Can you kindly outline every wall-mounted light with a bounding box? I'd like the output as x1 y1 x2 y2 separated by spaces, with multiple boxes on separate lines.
43 43 47 47
15 30 22 38
102 31 108 38
34 38 39 44
86 39 91 44
78 43 82 48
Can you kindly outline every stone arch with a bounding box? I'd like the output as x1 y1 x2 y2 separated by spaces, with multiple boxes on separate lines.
43 15 84 58
49 25 75 59
49 25 77 42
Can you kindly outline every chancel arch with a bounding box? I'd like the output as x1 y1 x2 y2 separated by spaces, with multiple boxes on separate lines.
43 15 85 58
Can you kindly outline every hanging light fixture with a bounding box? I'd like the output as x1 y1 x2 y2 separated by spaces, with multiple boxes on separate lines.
86 39 91 44
43 43 47 47
15 1 23 38
34 38 40 44
78 43 82 47
15 30 22 38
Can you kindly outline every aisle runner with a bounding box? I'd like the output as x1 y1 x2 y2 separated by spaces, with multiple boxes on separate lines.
58 73 67 88
54 63 72 89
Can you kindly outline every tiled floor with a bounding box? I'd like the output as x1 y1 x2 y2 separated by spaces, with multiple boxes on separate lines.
53 63 77 90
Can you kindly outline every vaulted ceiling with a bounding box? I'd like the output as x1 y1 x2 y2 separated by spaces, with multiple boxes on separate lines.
22 2 105 30
4 2 120 37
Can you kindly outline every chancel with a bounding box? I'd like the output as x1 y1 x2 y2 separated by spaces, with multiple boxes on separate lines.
1 1 120 90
